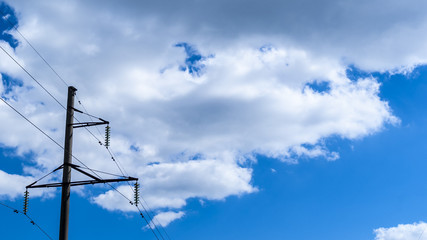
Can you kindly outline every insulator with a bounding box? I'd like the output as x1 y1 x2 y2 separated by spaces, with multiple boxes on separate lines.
134 182 140 206
105 125 111 148
23 189 29 215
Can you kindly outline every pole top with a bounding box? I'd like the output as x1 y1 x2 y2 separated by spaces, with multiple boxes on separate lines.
68 86 77 92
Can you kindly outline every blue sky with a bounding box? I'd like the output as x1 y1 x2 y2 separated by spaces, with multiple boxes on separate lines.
1 1 427 239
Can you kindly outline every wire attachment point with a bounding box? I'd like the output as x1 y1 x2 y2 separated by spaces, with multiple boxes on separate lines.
23 189 29 215
105 125 111 148
134 182 140 206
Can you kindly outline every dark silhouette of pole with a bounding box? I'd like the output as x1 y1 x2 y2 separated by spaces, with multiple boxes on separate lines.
59 86 76 240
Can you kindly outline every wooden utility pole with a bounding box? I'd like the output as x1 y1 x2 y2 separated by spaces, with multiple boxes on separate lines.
59 86 76 240
25 86 138 240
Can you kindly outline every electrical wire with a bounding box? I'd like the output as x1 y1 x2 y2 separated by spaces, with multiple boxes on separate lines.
102 143 170 240
0 11 110 160
0 12 171 240
73 105 170 240
26 165 62 187
140 194 173 240
0 67 165 240
86 122 170 240
0 201 54 240
0 6 69 88
75 166 125 178
0 37 105 152
96 137 170 239
418 225 426 240
1 6 109 154
72 101 170 240
0 96 64 150
0 95 128 184
0 45 66 110
1 96 163 239
103 183 161 240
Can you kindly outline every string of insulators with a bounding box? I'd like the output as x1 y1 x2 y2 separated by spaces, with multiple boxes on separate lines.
134 182 140 206
105 125 110 148
23 189 29 215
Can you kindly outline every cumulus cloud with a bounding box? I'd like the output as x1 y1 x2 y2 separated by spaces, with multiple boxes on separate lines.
93 160 256 211
70 0 427 71
374 222 427 240
149 211 185 228
0 0 420 226
0 170 54 199
0 170 33 199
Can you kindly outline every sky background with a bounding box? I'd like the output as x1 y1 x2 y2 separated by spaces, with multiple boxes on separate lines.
1 0 427 239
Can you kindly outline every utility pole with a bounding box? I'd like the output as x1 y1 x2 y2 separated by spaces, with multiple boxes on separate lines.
25 86 138 240
59 86 76 240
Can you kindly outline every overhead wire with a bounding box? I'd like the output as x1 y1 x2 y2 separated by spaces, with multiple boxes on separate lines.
0 11 171 240
0 96 64 151
0 6 69 88
139 194 172 240
0 18 131 183
418 225 426 240
0 45 66 110
95 136 169 240
0 35 106 150
0 201 54 240
77 108 169 239
1 96 164 239
1 6 115 166
94 135 169 239
26 165 62 187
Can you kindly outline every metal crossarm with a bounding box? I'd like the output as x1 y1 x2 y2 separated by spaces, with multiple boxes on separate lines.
70 107 109 128
26 163 138 189
66 163 101 181
26 177 138 189
71 121 109 128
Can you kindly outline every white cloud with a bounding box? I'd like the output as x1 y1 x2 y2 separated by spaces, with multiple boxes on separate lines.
374 222 427 240
93 160 256 212
0 170 33 199
149 211 185 228
0 170 54 200
0 0 420 226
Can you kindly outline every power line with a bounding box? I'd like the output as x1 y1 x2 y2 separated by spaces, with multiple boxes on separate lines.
0 6 69 88
0 12 108 156
102 144 170 240
1 73 165 239
72 102 170 239
0 201 54 240
1 6 108 147
0 96 65 150
0 96 126 186
418 224 426 240
78 109 171 239
140 194 173 240
1 11 172 240
0 45 66 110
0 97 164 239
